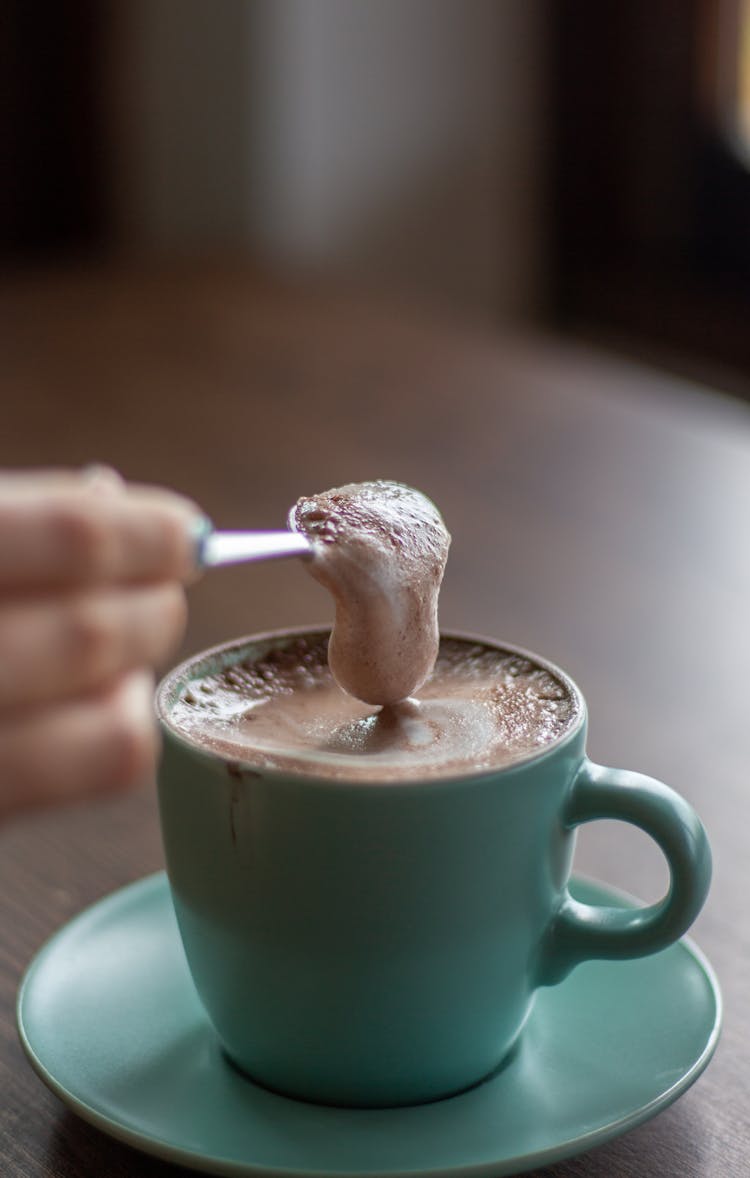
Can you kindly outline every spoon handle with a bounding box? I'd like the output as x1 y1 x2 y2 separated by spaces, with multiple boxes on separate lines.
196 527 313 569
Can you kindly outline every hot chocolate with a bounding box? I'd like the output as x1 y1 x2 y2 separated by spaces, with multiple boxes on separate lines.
165 630 580 782
164 482 578 780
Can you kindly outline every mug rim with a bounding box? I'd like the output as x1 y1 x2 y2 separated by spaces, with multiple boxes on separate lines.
155 625 587 785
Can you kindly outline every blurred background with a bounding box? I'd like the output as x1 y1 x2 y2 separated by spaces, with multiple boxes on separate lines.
1 0 748 387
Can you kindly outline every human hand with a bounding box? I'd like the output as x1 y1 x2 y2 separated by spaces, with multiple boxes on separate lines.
0 468 203 820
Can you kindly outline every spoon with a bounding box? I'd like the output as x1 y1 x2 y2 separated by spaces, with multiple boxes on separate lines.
196 523 313 569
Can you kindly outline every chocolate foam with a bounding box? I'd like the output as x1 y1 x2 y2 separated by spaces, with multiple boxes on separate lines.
290 481 450 706
166 632 580 782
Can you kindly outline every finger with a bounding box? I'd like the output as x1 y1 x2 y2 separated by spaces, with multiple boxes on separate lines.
0 468 105 489
0 469 205 590
0 670 157 821
0 582 187 711
0 466 123 496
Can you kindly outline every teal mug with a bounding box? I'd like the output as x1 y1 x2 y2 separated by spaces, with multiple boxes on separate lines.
155 629 711 1108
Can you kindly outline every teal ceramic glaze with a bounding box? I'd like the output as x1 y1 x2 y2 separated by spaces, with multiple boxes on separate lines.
16 874 722 1177
156 631 712 1108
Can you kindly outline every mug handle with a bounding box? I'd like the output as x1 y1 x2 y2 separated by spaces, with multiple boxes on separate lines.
539 759 712 985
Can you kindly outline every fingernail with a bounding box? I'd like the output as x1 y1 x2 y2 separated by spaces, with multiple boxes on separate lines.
119 669 155 718
81 464 125 494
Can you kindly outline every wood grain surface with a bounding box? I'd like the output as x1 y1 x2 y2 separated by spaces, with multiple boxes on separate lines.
1 264 748 1177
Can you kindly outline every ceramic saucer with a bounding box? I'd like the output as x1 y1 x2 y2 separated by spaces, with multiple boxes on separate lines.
17 873 720 1178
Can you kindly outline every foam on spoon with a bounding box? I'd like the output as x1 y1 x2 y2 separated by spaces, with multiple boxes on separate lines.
291 481 451 706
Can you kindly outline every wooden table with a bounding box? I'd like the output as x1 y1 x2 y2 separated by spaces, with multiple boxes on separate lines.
1 265 748 1178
